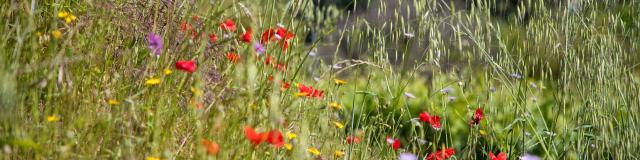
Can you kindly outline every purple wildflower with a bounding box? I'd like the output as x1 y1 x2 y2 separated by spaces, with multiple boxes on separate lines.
146 33 163 57
520 153 541 160
440 87 453 94
489 86 497 93
254 42 265 55
510 73 523 79
529 82 538 89
398 153 417 160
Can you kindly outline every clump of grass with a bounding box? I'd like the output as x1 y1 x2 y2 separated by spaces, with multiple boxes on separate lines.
1 0 639 159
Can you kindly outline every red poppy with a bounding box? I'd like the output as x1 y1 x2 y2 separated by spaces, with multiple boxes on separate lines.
179 21 199 39
280 41 290 51
419 112 430 122
470 107 483 126
297 83 324 98
386 137 400 150
489 152 506 160
261 27 294 51
266 75 290 90
275 27 295 41
267 75 274 81
226 52 240 63
175 60 197 73
201 139 220 155
266 130 284 148
426 148 455 160
274 63 286 71
419 111 442 129
191 15 201 22
240 28 252 43
263 56 286 71
265 56 272 65
346 136 361 144
244 126 268 146
220 19 236 32
180 21 193 32
281 82 290 90
209 33 218 43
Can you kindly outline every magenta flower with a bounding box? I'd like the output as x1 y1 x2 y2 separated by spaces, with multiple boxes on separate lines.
147 32 163 57
254 42 265 55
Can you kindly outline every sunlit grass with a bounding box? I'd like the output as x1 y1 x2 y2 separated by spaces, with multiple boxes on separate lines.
1 0 639 159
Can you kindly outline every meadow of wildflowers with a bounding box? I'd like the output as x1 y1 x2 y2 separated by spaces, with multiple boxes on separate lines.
1 0 639 159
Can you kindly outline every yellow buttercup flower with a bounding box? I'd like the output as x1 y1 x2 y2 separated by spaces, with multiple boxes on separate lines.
57 11 69 18
334 150 345 158
333 121 345 129
284 143 293 151
51 30 62 39
47 115 59 122
146 157 161 160
307 147 321 156
334 79 347 85
108 99 120 105
65 15 76 24
286 131 297 140
57 11 76 24
145 78 161 86
163 68 172 75
329 102 342 110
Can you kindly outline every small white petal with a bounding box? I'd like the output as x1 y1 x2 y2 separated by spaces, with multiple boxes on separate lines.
404 92 416 99
403 33 415 38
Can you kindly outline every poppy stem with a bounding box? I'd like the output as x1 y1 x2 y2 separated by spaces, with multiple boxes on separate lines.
177 73 188 95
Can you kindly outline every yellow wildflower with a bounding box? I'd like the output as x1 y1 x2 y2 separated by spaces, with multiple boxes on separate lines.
295 92 309 97
57 11 69 18
51 30 62 39
479 130 487 136
57 11 76 24
47 115 59 122
190 87 203 97
108 99 120 105
146 157 161 160
145 78 161 86
65 15 76 24
329 102 342 110
333 121 345 129
286 132 297 140
283 143 293 151
163 68 172 75
334 150 345 158
334 79 347 85
307 147 321 156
